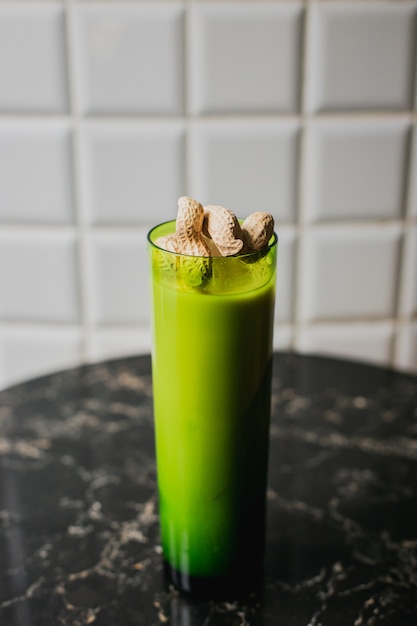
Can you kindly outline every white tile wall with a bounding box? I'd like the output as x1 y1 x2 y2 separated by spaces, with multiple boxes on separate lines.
0 231 80 324
80 121 185 224
273 324 293 352
86 231 149 325
0 3 68 114
0 328 82 391
189 3 302 115
296 322 395 367
407 126 417 218
395 322 417 373
275 228 296 323
305 119 410 222
73 4 185 115
400 224 417 318
0 121 74 224
189 120 299 223
298 224 402 322
88 328 152 363
307 2 415 112
0 0 416 389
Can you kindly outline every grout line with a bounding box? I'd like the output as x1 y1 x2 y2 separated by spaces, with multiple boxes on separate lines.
3 0 415 3
64 0 76 117
0 218 414 235
304 0 417 4
0 322 83 331
57 0 187 5
390 120 416 367
184 118 192 196
2 317 415 334
292 0 311 352
183 0 192 194
0 224 78 234
290 318 415 327
183 0 190 118
65 0 91 363
1 111 417 124
408 0 417 111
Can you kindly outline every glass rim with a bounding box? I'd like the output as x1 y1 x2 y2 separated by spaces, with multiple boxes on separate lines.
147 219 278 260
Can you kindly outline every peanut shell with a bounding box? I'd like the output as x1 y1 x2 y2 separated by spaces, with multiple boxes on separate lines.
241 211 274 251
154 233 180 253
176 196 210 257
203 205 244 256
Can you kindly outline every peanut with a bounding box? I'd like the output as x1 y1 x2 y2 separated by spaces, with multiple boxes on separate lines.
176 196 211 286
153 198 275 269
176 196 210 257
241 211 274 251
203 205 244 256
154 233 180 253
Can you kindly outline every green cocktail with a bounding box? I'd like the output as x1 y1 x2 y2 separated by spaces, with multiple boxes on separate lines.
148 219 277 598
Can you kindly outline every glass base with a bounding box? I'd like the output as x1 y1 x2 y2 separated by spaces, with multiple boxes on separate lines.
163 560 263 601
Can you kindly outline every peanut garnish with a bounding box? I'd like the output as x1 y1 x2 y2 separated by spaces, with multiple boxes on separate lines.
241 211 274 251
176 197 211 286
203 205 244 257
153 197 275 267
176 196 210 257
155 233 180 253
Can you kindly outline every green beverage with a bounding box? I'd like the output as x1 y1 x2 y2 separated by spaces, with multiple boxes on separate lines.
148 219 277 598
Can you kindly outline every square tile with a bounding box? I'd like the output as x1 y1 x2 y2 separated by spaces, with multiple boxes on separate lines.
80 122 185 225
296 322 394 367
0 232 80 323
395 322 417 374
307 2 416 112
74 4 184 114
273 324 293 352
189 121 299 223
298 224 402 322
87 328 151 363
305 120 410 222
86 232 149 325
0 122 74 224
0 328 82 391
0 4 68 113
275 229 296 323
399 224 417 318
190 3 302 114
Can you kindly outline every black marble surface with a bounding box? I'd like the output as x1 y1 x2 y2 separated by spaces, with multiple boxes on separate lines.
0 353 417 626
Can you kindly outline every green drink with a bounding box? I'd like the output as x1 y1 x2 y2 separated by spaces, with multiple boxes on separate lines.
148 219 277 598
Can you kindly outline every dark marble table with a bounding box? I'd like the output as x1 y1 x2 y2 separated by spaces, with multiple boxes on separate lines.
0 353 417 626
